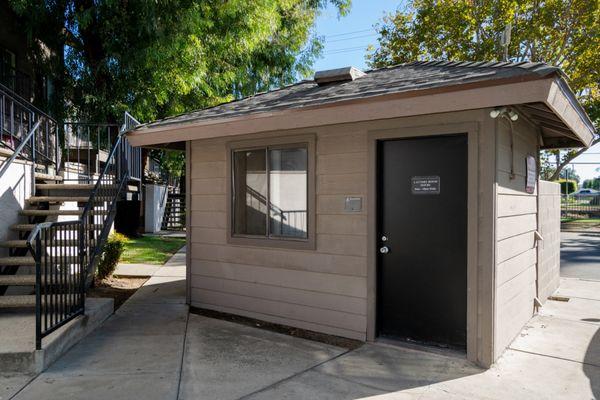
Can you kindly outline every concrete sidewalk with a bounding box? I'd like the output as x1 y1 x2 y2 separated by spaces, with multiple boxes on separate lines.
236 278 599 400
5 246 600 399
8 246 189 400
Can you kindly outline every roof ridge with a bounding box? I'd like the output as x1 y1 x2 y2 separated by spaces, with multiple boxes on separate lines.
364 59 560 77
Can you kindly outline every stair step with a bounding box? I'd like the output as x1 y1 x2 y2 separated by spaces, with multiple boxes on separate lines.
19 209 109 217
0 147 14 157
27 196 91 204
0 240 28 248
0 239 83 248
11 223 103 232
0 254 80 265
20 209 81 216
36 184 99 190
10 224 36 232
0 256 35 266
34 172 63 182
0 295 35 308
0 274 36 286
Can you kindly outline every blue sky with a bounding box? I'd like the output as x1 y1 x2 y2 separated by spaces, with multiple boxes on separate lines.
311 0 599 182
312 1 402 72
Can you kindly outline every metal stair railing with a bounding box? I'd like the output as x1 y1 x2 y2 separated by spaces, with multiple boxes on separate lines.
26 112 141 349
62 122 120 183
0 120 41 179
161 192 186 231
0 82 59 175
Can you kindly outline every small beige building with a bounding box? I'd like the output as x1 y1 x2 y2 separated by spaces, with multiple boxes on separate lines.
128 61 595 367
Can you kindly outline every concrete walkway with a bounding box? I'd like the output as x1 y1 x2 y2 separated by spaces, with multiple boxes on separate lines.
8 247 189 400
113 262 161 277
5 246 600 399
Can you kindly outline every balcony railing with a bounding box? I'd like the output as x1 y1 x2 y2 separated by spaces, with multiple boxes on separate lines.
0 68 33 101
0 82 59 173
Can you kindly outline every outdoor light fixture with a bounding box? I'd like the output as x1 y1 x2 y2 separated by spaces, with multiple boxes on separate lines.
489 107 507 119
489 107 518 121
490 106 520 180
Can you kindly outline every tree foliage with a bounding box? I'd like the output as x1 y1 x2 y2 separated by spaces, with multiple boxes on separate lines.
558 179 578 194
149 149 186 179
368 0 599 179
582 178 600 190
9 0 350 122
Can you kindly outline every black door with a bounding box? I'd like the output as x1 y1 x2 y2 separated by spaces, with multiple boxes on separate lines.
377 134 468 349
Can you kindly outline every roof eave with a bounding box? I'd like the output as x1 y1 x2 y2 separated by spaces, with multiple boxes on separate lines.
127 75 595 149
543 77 596 148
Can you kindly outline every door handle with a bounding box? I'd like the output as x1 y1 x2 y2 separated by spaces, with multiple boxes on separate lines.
379 246 389 254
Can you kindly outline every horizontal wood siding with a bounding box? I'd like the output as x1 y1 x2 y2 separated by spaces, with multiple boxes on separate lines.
537 181 561 302
189 129 368 340
494 117 539 359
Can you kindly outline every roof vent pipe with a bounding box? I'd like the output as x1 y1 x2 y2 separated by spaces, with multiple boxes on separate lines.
314 66 366 86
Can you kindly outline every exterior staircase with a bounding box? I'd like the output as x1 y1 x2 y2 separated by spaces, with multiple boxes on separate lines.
0 82 141 349
0 174 117 308
161 192 186 231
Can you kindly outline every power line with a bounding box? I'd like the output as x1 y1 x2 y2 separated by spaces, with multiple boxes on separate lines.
548 162 600 165
324 45 370 55
324 28 375 38
326 33 378 43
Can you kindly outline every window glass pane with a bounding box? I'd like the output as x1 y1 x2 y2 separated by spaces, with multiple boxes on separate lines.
268 147 308 238
233 149 267 235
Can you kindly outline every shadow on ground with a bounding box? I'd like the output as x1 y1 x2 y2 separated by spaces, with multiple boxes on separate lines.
584 326 600 399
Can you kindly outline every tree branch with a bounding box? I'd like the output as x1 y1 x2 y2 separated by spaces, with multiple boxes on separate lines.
549 136 600 181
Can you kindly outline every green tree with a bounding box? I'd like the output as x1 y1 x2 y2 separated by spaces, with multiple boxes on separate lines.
559 168 580 183
582 178 600 190
9 0 350 123
558 179 578 194
368 0 599 180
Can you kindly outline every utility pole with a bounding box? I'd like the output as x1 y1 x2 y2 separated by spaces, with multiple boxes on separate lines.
500 23 512 61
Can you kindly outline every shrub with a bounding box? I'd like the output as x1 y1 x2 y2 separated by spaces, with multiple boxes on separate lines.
97 232 128 280
558 179 577 195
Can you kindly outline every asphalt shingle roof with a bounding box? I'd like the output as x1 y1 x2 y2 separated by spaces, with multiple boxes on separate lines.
138 60 563 130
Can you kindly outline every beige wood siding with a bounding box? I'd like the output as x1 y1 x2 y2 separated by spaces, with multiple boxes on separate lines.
537 181 561 302
494 117 539 359
188 110 495 366
188 128 368 340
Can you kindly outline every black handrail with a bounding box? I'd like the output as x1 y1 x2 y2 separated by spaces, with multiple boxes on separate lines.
62 122 119 183
0 82 60 174
79 133 128 277
28 220 85 349
0 120 41 179
0 82 52 120
29 112 141 349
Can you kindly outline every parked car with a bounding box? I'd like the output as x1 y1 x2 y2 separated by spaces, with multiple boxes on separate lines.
571 188 600 199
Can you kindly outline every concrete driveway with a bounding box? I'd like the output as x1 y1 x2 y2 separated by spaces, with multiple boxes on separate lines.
561 231 600 280
3 247 600 400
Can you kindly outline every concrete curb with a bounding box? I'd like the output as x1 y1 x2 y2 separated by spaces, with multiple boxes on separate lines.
0 297 114 374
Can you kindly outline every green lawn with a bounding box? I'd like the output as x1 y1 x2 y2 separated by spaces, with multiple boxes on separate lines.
120 235 186 265
561 218 600 224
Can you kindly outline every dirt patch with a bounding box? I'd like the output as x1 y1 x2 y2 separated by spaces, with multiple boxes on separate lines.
87 276 148 310
190 306 363 350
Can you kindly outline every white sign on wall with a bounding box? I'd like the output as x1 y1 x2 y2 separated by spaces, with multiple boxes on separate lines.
526 155 537 194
